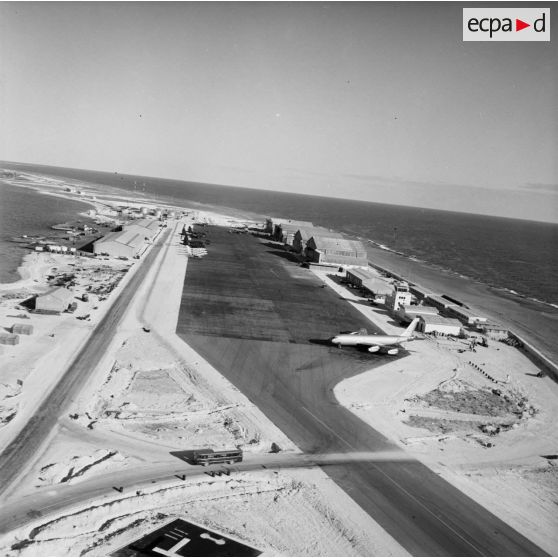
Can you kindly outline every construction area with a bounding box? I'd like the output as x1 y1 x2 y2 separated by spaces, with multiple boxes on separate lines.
0 250 134 439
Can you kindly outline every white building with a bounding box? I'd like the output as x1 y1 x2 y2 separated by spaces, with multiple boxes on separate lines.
418 315 462 336
447 306 488 326
386 281 413 311
93 229 146 258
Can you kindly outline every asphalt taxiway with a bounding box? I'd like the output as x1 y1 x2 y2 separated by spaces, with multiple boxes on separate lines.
177 227 546 557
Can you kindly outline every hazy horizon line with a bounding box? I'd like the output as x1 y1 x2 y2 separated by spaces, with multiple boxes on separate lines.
1 158 557 226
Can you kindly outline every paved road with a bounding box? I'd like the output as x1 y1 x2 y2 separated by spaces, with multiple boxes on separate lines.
177 227 547 557
0 451 404 535
0 228 171 500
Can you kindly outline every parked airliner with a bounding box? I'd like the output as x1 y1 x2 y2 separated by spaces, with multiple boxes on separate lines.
331 318 420 355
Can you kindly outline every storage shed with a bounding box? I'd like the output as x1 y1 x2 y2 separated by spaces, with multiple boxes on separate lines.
418 315 462 336
35 287 74 314
305 236 368 267
11 323 33 335
479 322 508 340
447 306 488 326
0 333 20 345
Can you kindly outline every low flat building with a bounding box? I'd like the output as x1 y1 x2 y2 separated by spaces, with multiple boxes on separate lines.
409 284 436 302
418 315 462 336
11 323 33 335
35 287 74 314
362 277 393 296
93 229 145 258
479 322 508 340
425 294 460 312
0 333 19 345
396 304 439 324
345 268 377 287
447 306 488 326
305 236 367 267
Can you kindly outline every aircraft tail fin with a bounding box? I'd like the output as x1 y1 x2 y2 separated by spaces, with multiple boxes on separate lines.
402 318 420 337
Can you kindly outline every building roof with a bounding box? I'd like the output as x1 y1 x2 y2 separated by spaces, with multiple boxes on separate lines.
400 305 439 316
96 229 145 250
409 285 436 298
346 268 377 282
127 219 160 233
482 322 508 331
276 219 314 228
425 294 460 308
449 306 487 320
309 236 367 255
361 278 393 295
419 315 462 326
37 286 74 303
12 323 33 334
296 227 343 241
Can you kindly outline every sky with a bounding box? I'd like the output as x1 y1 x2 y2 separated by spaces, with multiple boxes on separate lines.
1 2 557 222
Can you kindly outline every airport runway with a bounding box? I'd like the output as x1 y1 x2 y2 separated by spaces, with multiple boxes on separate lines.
177 227 546 557
0 228 171 501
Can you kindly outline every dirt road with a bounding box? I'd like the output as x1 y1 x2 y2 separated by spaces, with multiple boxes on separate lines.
0 228 171 501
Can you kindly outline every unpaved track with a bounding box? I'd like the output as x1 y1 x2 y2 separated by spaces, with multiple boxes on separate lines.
0 229 171 500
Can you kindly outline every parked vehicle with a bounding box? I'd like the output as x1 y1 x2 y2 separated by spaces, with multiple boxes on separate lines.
192 448 243 466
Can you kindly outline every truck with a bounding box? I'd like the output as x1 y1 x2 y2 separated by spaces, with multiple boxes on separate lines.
192 448 243 466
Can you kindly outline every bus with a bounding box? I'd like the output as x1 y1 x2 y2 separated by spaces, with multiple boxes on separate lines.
192 448 243 466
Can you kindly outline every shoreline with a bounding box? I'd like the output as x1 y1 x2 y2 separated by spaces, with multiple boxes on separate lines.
2 168 557 369
0 171 556 554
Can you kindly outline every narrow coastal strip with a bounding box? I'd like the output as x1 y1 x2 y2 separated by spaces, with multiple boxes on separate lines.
366 259 558 382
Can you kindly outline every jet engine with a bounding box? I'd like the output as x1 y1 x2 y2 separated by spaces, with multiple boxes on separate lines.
368 346 380 353
386 348 399 355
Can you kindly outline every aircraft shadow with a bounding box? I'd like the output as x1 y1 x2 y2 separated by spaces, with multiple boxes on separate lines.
308 338 333 346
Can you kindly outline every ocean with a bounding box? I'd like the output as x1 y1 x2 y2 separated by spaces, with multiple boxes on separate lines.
0 181 93 283
1 161 557 363
3 162 556 306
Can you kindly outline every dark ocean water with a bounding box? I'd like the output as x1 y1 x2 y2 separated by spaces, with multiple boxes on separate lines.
2 162 557 308
0 182 93 283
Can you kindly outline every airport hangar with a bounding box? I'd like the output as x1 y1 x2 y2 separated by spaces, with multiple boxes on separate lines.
305 235 368 267
291 226 343 253
93 219 160 258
